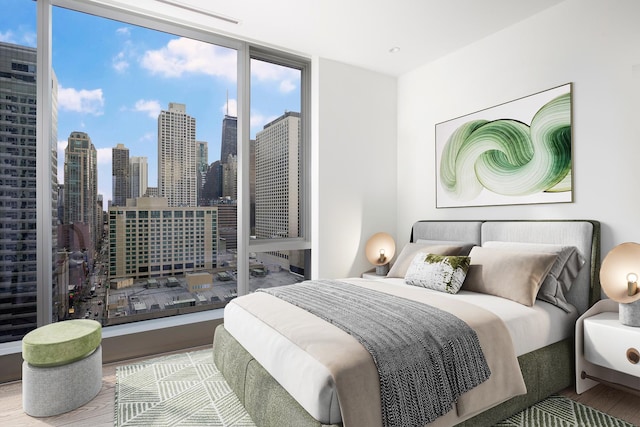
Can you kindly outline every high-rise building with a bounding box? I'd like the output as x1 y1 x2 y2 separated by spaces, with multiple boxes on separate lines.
64 131 98 252
145 186 159 198
130 156 148 199
108 197 218 279
112 143 130 206
0 42 38 338
57 184 65 224
220 114 237 166
217 203 237 251
222 154 238 200
201 160 222 204
0 42 58 341
254 112 302 275
196 140 208 205
158 102 196 207
255 111 300 240
97 194 104 234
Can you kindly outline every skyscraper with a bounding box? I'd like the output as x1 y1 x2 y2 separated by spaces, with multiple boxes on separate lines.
64 131 98 248
255 111 300 240
112 143 130 206
0 42 58 342
158 102 196 207
202 160 222 204
130 156 148 199
196 140 208 205
220 114 237 165
222 154 238 200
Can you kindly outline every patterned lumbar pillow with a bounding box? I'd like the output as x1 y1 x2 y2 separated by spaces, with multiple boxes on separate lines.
405 252 471 294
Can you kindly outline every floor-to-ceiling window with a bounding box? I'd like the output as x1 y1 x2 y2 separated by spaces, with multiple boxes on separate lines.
0 0 310 347
247 55 310 293
0 0 45 344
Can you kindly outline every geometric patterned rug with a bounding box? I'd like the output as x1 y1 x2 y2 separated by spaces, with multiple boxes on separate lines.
494 394 635 427
115 349 634 427
114 349 255 426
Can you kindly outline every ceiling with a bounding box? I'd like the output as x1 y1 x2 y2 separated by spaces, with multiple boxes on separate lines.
91 0 566 76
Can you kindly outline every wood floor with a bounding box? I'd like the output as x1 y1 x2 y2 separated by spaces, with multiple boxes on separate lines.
1 347 639 427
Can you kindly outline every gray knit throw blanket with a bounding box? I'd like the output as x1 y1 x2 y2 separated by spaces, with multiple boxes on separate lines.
259 279 491 427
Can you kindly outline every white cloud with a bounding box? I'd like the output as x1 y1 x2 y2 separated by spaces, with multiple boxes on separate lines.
96 147 112 165
58 85 105 115
221 98 237 117
0 28 36 47
112 30 136 73
140 37 236 80
0 30 15 43
57 140 67 183
133 99 162 119
21 31 36 47
250 111 278 132
140 132 155 142
116 27 131 36
112 51 129 73
250 112 265 129
251 60 299 93
279 79 296 93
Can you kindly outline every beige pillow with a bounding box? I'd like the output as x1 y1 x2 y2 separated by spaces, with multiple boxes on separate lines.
462 246 558 306
483 241 585 312
386 243 462 278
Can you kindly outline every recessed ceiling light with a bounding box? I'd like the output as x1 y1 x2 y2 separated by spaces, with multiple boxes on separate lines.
389 47 401 54
156 0 240 25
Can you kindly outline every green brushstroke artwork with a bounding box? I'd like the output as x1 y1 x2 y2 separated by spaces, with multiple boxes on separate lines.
440 92 571 202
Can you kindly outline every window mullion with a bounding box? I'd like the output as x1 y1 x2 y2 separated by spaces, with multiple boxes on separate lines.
236 45 250 297
36 0 54 327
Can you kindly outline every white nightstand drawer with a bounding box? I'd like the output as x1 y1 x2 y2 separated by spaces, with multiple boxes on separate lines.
584 312 640 378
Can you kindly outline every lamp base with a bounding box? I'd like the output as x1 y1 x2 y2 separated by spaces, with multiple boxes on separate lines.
620 299 640 327
375 264 389 276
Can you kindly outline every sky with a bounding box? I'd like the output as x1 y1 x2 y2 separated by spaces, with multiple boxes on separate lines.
1 0 301 203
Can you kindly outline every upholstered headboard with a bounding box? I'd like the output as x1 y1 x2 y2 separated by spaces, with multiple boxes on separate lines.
410 220 601 315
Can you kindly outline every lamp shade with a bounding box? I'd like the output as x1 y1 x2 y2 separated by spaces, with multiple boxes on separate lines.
600 242 640 304
365 232 396 266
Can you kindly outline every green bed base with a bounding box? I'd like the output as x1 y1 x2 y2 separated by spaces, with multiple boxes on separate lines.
213 324 573 427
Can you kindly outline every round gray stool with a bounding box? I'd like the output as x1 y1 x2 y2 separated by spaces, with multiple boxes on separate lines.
22 319 102 417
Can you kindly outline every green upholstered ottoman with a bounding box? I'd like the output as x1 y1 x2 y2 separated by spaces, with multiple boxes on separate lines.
22 319 102 417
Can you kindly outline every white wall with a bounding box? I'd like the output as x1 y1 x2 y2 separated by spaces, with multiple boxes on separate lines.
396 0 640 257
313 58 397 278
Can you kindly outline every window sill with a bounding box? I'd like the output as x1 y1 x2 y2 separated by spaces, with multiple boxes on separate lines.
0 308 225 383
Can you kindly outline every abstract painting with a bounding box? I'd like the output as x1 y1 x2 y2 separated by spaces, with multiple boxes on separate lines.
435 83 572 208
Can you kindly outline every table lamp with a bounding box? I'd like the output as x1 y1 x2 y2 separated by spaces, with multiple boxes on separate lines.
600 242 640 326
365 232 395 275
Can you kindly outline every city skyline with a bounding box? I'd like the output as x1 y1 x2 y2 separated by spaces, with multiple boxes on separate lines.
0 1 301 203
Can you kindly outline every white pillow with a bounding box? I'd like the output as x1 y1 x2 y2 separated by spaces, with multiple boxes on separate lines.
405 252 471 294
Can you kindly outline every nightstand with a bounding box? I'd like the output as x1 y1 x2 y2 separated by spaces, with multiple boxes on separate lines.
584 312 640 376
576 299 640 394
362 270 387 280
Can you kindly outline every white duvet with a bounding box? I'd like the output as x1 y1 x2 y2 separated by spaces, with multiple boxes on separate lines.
224 277 577 424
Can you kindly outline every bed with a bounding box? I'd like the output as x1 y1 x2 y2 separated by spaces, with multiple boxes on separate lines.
213 220 601 427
